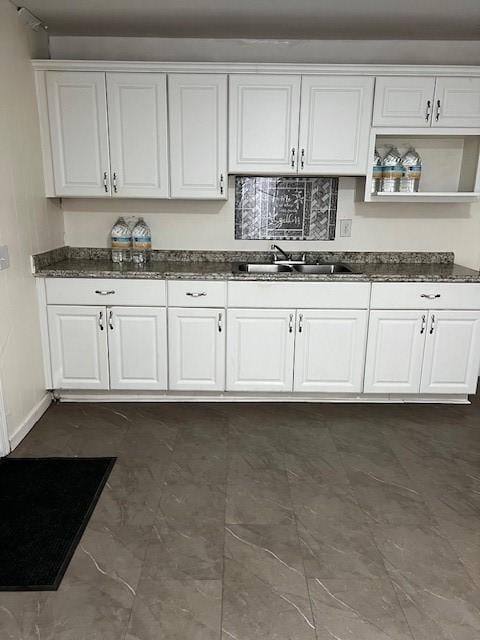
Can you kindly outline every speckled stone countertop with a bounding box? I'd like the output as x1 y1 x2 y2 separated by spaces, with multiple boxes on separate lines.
32 247 480 283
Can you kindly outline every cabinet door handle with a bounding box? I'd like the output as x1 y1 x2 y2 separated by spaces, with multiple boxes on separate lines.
220 173 224 195
290 148 296 168
298 313 304 333
108 310 114 330
218 312 223 333
186 292 207 297
288 313 294 333
420 314 426 334
103 171 109 193
300 148 305 169
421 294 440 299
98 311 104 331
435 99 441 121
425 100 431 122
429 314 436 334
95 290 115 296
112 172 118 193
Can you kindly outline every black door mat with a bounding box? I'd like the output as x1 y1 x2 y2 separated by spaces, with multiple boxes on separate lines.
0 457 115 591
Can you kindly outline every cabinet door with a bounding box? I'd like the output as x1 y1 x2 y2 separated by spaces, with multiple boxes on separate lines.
169 74 227 199
168 308 225 391
364 310 426 393
420 311 480 394
108 307 167 390
47 305 109 389
298 76 374 174
372 77 436 127
229 75 301 174
432 78 480 128
106 73 169 198
46 71 111 197
226 309 295 392
293 310 368 393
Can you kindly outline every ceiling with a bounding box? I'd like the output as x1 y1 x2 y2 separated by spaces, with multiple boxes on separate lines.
18 0 480 40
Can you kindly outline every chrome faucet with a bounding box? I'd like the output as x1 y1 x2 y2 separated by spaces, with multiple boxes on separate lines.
271 244 306 265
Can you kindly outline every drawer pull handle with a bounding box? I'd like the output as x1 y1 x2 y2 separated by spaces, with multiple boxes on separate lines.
186 292 207 297
108 310 114 330
420 314 426 334
430 313 436 334
98 311 104 331
95 290 116 295
298 313 304 333
421 294 440 299
288 313 294 333
218 312 223 333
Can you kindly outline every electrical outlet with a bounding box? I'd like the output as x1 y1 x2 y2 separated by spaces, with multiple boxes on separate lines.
0 246 9 271
339 219 352 237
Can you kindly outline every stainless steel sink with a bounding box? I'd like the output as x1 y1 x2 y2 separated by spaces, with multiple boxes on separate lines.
237 263 293 273
293 264 352 274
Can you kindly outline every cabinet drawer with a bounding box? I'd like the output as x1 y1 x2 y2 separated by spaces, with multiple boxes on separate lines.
370 283 480 310
167 280 227 307
45 278 166 306
228 281 370 309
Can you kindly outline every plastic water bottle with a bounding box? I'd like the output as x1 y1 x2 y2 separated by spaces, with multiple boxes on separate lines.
111 217 132 263
400 147 422 193
381 147 403 193
371 149 383 194
132 218 152 264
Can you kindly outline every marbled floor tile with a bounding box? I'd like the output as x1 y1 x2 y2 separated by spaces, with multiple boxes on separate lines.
141 515 224 579
173 426 228 460
158 481 226 525
226 468 295 525
285 449 347 485
436 513 480 587
164 452 227 484
222 525 315 640
125 578 222 640
0 592 50 640
297 518 387 580
372 524 480 640
308 577 414 640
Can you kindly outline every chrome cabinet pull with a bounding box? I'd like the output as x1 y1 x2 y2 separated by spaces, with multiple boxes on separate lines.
290 148 296 168
108 310 114 330
435 100 441 121
425 100 431 121
430 314 436 334
98 311 104 331
420 314 426 334
288 313 294 333
300 148 305 169
298 313 304 333
95 290 115 296
113 172 118 193
218 312 223 333
186 292 207 298
220 173 224 195
103 171 108 193
421 294 440 299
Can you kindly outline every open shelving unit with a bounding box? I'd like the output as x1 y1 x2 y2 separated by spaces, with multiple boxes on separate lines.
363 128 480 203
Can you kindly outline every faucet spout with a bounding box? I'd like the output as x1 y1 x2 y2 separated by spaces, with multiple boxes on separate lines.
271 244 291 262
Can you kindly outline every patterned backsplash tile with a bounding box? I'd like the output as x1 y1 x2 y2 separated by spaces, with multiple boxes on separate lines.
235 176 338 241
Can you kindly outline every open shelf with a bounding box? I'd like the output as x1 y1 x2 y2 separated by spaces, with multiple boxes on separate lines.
364 129 480 203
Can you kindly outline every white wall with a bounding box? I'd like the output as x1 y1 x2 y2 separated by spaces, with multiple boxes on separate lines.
0 0 64 443
63 177 480 270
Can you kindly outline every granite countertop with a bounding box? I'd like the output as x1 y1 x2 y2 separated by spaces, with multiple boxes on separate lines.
32 248 480 283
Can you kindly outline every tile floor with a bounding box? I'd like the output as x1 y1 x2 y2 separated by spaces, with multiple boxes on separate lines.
2 397 480 639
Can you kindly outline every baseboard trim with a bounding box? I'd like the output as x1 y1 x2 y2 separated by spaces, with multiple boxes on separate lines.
9 393 52 451
54 390 470 405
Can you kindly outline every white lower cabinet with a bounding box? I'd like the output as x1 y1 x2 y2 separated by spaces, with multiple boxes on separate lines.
364 309 480 394
227 309 296 392
108 307 167 390
168 308 225 391
293 310 368 393
48 305 110 390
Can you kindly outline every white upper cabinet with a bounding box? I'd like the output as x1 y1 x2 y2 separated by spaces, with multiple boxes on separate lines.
46 71 111 197
373 77 436 127
420 311 480 394
108 306 168 390
298 76 374 174
432 78 480 128
106 73 169 198
293 309 368 393
229 74 301 174
169 74 227 199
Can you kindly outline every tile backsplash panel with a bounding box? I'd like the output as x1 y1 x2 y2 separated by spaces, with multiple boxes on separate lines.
235 176 338 241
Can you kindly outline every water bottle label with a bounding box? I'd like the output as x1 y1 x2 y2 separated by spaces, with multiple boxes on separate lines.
404 164 422 179
111 237 131 249
383 166 403 179
372 166 383 177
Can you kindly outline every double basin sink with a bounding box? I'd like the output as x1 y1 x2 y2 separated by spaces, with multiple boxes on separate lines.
237 263 352 274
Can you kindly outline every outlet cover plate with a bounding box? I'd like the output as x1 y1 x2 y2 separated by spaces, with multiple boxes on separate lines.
339 219 352 237
0 246 9 271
